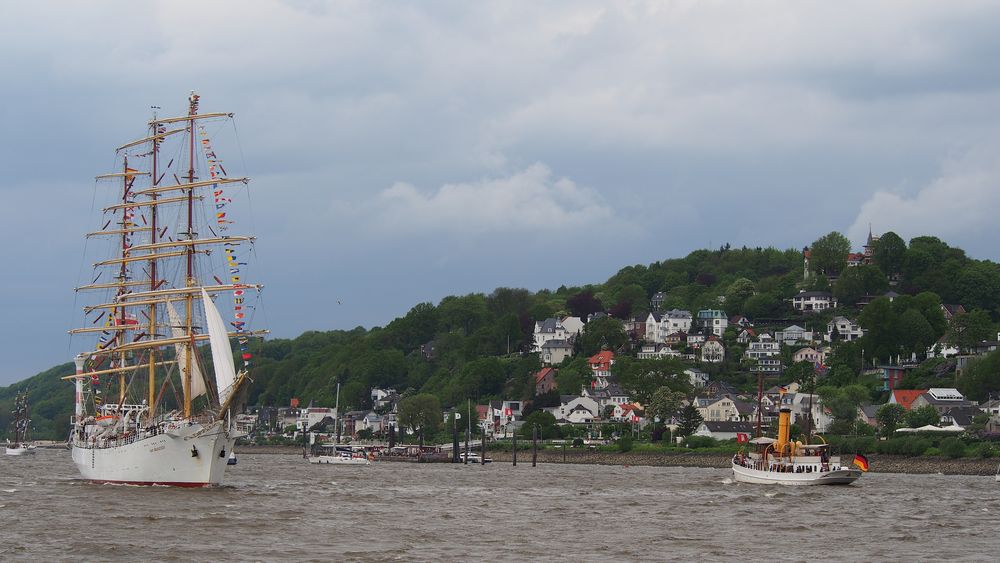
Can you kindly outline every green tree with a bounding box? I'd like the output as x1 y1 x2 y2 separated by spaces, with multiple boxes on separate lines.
948 309 995 352
578 316 628 356
816 384 869 430
725 278 756 314
615 357 690 405
876 403 906 437
676 404 704 437
954 262 1000 312
519 410 561 439
566 289 603 319
939 436 967 458
397 393 442 447
743 293 781 319
897 308 936 356
859 297 901 361
646 386 685 425
957 348 1000 401
873 231 907 275
905 404 940 428
810 232 852 276
834 265 888 306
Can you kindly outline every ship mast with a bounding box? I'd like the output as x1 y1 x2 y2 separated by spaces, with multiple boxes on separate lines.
147 107 160 424
183 92 199 419
118 157 132 407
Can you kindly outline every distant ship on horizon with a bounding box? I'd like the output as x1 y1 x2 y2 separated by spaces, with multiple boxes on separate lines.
66 93 266 486
5 390 37 455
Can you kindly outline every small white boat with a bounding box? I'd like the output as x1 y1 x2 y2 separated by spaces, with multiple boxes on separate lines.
309 445 371 465
459 451 492 464
227 451 238 466
5 442 36 456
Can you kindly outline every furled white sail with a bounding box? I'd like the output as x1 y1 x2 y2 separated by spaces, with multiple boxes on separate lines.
165 300 207 399
201 289 237 406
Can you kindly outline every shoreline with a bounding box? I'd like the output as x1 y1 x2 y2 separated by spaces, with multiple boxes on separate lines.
236 445 999 476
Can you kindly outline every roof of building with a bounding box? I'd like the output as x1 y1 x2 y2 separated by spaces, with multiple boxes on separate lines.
605 383 628 397
942 406 981 427
928 388 965 401
536 318 561 333
859 404 879 419
665 308 692 319
541 339 572 349
698 421 755 433
589 350 615 369
941 304 967 318
697 309 727 319
794 291 834 299
534 367 557 384
890 389 926 410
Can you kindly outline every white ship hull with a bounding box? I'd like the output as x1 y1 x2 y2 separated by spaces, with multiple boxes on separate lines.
5 444 35 456
732 458 861 486
71 420 237 487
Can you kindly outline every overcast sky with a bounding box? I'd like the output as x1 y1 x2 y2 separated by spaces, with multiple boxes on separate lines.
2 1 1000 385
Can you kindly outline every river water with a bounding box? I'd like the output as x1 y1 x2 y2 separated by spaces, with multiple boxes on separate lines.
2 449 997 561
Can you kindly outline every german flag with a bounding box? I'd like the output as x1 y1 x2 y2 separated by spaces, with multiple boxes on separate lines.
853 454 870 472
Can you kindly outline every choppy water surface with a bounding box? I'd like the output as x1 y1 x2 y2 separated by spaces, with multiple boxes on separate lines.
2 449 998 561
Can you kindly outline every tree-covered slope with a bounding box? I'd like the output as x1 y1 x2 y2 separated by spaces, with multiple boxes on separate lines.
6 232 1000 439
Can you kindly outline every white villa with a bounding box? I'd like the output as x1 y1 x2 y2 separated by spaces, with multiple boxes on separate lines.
826 316 865 342
744 333 780 360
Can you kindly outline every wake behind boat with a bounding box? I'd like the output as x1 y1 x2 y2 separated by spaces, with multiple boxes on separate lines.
65 93 266 486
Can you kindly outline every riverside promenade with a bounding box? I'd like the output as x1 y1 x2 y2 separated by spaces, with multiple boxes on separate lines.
488 449 999 475
237 445 997 475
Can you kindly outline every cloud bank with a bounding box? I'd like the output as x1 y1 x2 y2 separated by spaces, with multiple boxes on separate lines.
848 141 1000 254
368 164 614 237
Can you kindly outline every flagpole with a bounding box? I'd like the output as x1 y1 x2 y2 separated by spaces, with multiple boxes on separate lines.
754 372 763 438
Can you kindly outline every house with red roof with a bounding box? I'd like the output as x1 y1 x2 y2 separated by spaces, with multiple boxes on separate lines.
588 350 615 378
888 389 925 411
534 367 558 396
612 403 644 423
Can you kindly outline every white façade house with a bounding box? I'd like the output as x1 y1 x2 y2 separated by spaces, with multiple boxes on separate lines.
695 396 754 422
696 309 728 337
533 317 582 352
792 291 837 313
792 346 826 366
744 333 780 360
694 421 755 441
546 395 600 424
700 336 725 363
825 316 864 342
637 343 681 359
774 325 814 345
645 309 692 343
684 368 710 388
540 339 574 365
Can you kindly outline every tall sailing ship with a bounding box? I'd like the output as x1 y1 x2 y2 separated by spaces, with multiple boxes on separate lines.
5 391 36 455
66 93 266 486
